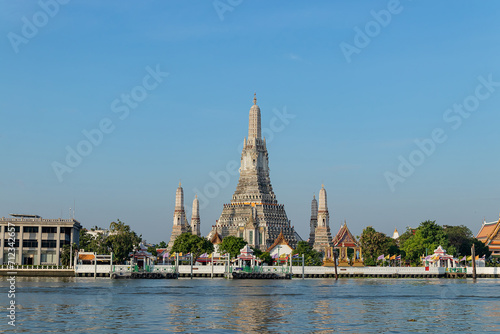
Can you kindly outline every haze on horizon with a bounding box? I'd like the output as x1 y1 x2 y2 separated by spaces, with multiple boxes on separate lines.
1 1 500 244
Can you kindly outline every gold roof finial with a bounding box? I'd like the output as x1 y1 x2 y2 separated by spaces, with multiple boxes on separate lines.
253 92 257 105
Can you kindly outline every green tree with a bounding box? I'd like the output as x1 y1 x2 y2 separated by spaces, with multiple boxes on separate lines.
79 229 93 250
79 229 109 254
219 236 247 259
107 219 142 264
61 243 78 266
259 252 273 265
171 233 214 260
444 225 473 256
158 241 167 248
472 238 491 258
401 220 454 266
359 227 398 266
292 241 323 266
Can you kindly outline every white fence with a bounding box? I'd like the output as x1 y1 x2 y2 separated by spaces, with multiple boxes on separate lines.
73 264 499 277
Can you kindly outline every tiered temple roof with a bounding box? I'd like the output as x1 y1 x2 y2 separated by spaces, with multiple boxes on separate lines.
476 216 500 256
333 221 359 248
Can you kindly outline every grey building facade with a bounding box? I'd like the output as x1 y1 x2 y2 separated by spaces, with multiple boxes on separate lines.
0 214 81 265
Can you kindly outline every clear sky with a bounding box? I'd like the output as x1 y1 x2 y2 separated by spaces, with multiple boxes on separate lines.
1 1 500 244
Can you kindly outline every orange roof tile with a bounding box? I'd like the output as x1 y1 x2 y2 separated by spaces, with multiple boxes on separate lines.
476 222 498 239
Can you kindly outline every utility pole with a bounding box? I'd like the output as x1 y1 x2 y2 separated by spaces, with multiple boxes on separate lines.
333 248 338 280
471 244 476 280
190 253 193 279
302 254 305 280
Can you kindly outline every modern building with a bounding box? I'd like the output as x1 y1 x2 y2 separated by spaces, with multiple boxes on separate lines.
209 95 299 250
0 214 81 265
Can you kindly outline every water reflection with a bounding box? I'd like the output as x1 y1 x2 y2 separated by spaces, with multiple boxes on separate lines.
1 277 499 333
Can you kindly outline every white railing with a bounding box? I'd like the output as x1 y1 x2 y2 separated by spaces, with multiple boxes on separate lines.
0 265 72 270
72 264 500 276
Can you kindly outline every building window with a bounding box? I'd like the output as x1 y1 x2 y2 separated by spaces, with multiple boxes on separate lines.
249 231 253 244
42 227 57 233
23 226 39 233
23 240 38 248
7 226 20 233
4 239 19 247
60 227 72 234
41 252 57 264
60 240 71 246
42 240 57 248
239 232 243 238
259 232 262 244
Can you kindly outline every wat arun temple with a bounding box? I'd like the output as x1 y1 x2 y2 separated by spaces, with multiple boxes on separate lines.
168 95 359 255
210 94 300 250
168 95 299 250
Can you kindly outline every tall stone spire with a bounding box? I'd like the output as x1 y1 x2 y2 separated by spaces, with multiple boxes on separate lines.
309 195 318 246
248 93 261 141
175 181 184 216
168 182 188 250
191 195 200 237
313 184 333 252
210 95 299 250
318 184 328 227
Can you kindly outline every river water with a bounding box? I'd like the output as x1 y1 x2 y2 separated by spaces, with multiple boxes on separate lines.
1 277 499 333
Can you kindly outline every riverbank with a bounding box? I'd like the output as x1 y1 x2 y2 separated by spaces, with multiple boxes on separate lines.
2 265 499 278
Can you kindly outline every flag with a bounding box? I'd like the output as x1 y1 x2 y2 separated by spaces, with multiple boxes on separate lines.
475 255 479 260
292 254 299 258
481 254 486 260
377 254 385 261
395 255 401 260
466 255 472 261
272 253 278 259
460 256 466 262
385 254 390 260
390 255 396 260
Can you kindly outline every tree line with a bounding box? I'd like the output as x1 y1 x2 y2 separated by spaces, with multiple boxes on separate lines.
359 220 491 266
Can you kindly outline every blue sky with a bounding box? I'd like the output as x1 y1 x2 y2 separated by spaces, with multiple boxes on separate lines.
1 1 500 244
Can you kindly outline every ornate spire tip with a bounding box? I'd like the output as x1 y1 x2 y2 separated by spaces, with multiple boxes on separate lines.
253 92 257 105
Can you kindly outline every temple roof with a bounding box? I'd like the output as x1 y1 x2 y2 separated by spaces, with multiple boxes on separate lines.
266 231 292 253
210 231 223 245
476 217 500 251
333 222 359 248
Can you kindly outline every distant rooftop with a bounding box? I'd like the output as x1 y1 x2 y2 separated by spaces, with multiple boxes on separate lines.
9 214 41 218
